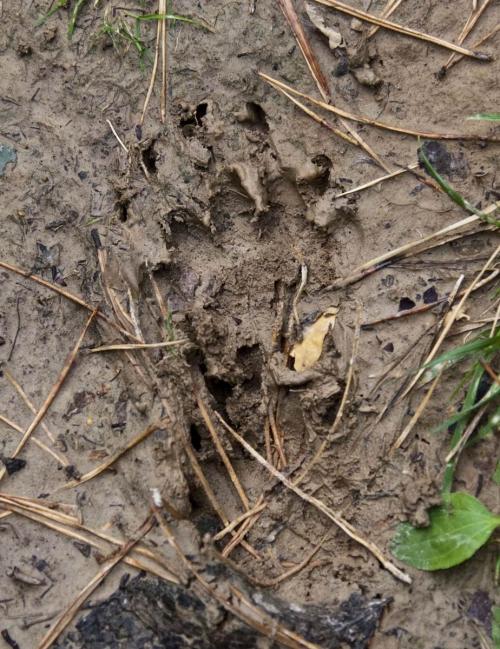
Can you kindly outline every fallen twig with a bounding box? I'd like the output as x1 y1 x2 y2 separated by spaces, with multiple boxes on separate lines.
312 0 492 59
215 413 411 584
37 514 154 649
259 73 499 142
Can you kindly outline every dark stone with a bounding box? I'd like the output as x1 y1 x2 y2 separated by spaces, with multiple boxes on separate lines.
423 286 438 304
398 297 416 311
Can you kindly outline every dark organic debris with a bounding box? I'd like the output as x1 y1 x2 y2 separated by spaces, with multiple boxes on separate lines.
423 286 438 304
1 629 20 649
398 297 416 311
1 457 27 475
55 570 391 649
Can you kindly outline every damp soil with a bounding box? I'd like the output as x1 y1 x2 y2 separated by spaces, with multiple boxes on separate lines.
0 1 499 648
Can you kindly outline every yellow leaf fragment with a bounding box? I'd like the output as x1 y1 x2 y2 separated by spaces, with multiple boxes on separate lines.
290 307 338 371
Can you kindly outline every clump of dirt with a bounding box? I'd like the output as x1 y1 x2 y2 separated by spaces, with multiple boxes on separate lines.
0 1 499 648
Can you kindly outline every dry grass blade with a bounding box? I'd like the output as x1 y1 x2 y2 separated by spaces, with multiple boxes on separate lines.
182 436 261 559
3 368 61 445
152 498 321 649
312 0 491 59
0 493 179 583
37 515 154 649
89 340 188 353
197 395 250 510
215 413 411 584
0 414 67 467
0 493 80 525
443 0 493 69
276 85 358 145
294 310 361 485
267 534 327 586
326 204 498 291
334 162 418 198
0 311 96 483
443 23 500 73
62 420 166 489
159 0 168 122
267 73 390 171
363 268 499 327
259 72 499 142
278 0 330 101
140 3 161 124
0 260 142 343
221 497 264 557
367 0 404 38
445 405 488 463
391 369 443 451
399 244 500 400
213 501 267 541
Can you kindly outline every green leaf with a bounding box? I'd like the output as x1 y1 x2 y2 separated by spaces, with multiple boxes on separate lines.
494 461 500 486
391 492 500 570
494 606 500 649
467 113 500 121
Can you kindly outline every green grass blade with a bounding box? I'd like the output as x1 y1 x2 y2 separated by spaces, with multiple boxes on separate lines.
68 0 88 37
467 113 500 121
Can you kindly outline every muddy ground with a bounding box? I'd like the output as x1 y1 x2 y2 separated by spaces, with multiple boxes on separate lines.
0 0 499 647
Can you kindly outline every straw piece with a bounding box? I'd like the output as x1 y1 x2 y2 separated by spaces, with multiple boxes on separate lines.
215 413 411 584
367 0 404 39
334 163 418 199
443 0 493 69
312 0 491 59
259 72 499 142
152 500 320 649
212 501 267 541
89 340 188 353
442 23 500 73
0 414 67 467
62 420 166 489
278 0 330 102
197 396 250 510
37 515 154 649
0 260 142 343
0 311 96 484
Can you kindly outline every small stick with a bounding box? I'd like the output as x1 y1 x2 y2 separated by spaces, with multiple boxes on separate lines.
215 413 411 583
268 402 287 468
391 369 443 451
182 437 261 560
276 86 358 145
443 0 493 70
222 511 258 557
140 5 161 125
479 359 500 386
0 493 179 583
367 0 404 39
0 414 67 467
362 269 499 327
0 311 96 483
400 244 500 400
266 534 327 586
0 260 143 343
259 73 499 142
326 203 498 291
152 496 320 649
61 420 167 489
89 340 188 353
278 0 330 101
159 0 168 122
266 76 390 171
445 405 488 463
106 119 128 153
263 417 273 464
294 310 361 485
36 514 154 649
334 163 418 199
443 23 500 73
197 395 250 510
213 500 267 541
3 369 62 446
312 0 491 59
